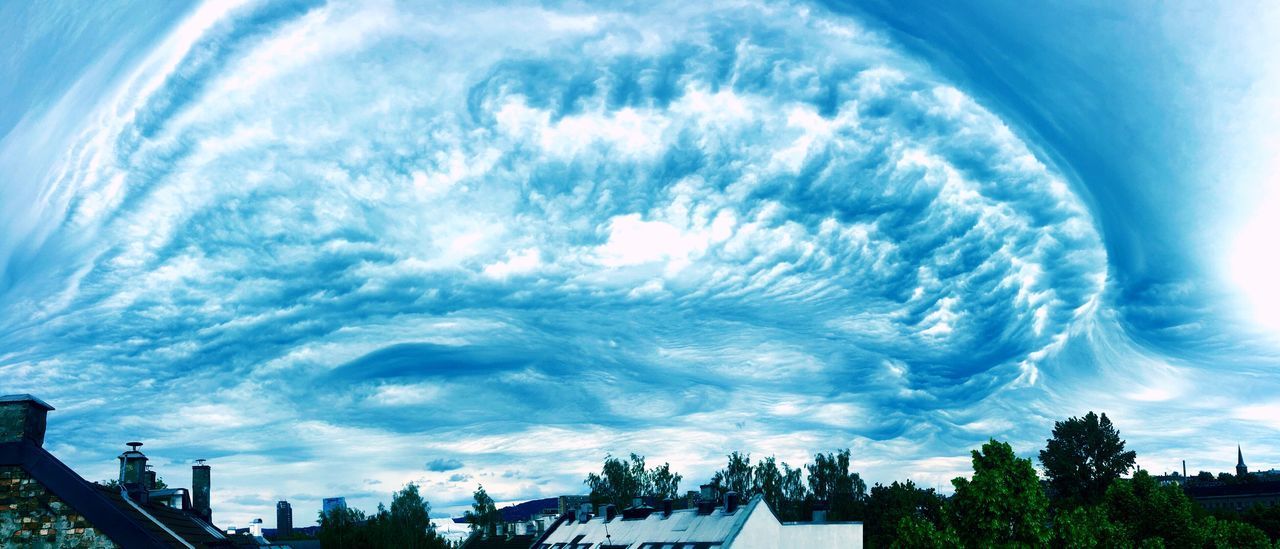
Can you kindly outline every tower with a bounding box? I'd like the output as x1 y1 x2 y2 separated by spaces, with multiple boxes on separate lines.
277 500 293 536
1237 445 1248 477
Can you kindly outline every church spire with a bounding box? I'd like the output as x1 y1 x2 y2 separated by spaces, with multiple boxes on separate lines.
1237 444 1248 476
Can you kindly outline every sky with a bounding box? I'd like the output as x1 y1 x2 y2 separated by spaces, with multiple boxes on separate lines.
2 0 1279 530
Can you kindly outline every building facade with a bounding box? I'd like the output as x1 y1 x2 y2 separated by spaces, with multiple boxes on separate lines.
276 500 293 536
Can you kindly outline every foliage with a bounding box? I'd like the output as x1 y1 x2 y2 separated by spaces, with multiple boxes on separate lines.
892 516 962 549
864 480 944 549
318 483 450 549
464 485 501 533
318 505 370 549
584 453 683 508
99 475 167 490
805 449 867 521
1104 470 1201 547
1039 411 1136 507
949 439 1051 548
1198 516 1271 548
1051 505 1127 548
1240 502 1280 542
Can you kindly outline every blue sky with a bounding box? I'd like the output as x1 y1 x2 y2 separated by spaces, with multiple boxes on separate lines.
2 0 1279 529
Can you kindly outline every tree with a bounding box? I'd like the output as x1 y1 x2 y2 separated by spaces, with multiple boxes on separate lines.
1104 469 1201 547
1240 502 1280 542
465 485 500 534
892 516 962 549
950 439 1050 547
710 452 753 497
805 449 867 521
1199 516 1271 548
864 480 944 548
1039 411 1137 507
584 453 682 508
383 483 442 549
1051 505 1126 548
318 505 370 549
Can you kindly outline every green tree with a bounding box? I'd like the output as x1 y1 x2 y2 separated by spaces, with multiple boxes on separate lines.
1039 411 1137 507
710 451 754 498
892 516 962 549
1199 516 1271 548
1051 505 1127 548
864 480 944 548
805 449 867 521
584 453 682 508
465 485 500 534
1240 502 1280 542
1104 470 1201 547
318 505 370 549
950 439 1050 547
383 483 444 548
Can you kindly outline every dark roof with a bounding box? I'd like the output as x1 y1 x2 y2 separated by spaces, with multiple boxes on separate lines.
460 533 537 549
1187 480 1280 499
92 484 236 547
0 439 235 548
0 393 54 410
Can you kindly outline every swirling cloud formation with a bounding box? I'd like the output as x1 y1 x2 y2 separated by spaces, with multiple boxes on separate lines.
1 0 1111 524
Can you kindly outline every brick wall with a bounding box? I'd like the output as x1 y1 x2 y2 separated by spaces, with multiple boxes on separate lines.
0 466 117 548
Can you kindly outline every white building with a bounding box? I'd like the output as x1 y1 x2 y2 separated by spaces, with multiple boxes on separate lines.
536 494 862 549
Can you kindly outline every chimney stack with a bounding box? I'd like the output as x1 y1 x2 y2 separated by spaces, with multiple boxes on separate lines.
724 491 740 513
193 459 212 523
0 394 54 447
118 442 149 503
578 503 592 523
662 499 673 517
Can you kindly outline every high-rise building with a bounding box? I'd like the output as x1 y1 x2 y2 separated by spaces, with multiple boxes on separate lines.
322 497 347 516
276 500 293 536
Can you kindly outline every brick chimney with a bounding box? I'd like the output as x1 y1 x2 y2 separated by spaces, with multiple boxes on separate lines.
193 459 212 523
0 394 55 446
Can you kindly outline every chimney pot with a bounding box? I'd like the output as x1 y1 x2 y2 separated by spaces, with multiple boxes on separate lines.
0 394 55 447
724 491 740 513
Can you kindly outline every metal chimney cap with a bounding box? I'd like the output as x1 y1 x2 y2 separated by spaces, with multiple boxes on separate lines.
194 459 208 466
126 442 144 451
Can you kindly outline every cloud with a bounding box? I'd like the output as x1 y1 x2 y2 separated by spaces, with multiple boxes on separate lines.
427 458 465 472
4 0 1276 530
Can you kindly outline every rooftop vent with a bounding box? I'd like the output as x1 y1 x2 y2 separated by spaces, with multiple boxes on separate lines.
662 499 674 518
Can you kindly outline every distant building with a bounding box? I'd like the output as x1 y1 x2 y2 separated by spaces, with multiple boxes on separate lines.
0 393 258 547
535 491 863 548
277 500 293 536
1237 445 1249 477
1185 446 1280 512
322 497 347 515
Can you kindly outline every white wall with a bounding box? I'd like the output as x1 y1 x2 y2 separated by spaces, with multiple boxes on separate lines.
730 505 862 549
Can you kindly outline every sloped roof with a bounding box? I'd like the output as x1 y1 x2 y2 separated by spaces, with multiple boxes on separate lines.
0 438 239 548
539 497 761 547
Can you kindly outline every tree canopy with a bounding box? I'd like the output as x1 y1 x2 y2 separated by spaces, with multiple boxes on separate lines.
584 453 683 507
1039 411 1137 506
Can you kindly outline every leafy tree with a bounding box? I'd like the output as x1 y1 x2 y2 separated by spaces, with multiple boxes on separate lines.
710 452 753 497
382 483 443 548
1051 505 1126 548
465 485 500 534
584 453 682 508
1240 502 1280 542
318 505 370 549
1104 470 1201 547
99 475 167 490
864 480 944 548
805 449 867 521
1039 411 1137 507
950 439 1051 547
1198 516 1271 548
892 516 962 549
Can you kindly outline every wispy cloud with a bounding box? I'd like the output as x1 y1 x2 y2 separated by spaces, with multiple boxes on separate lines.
2 0 1278 529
